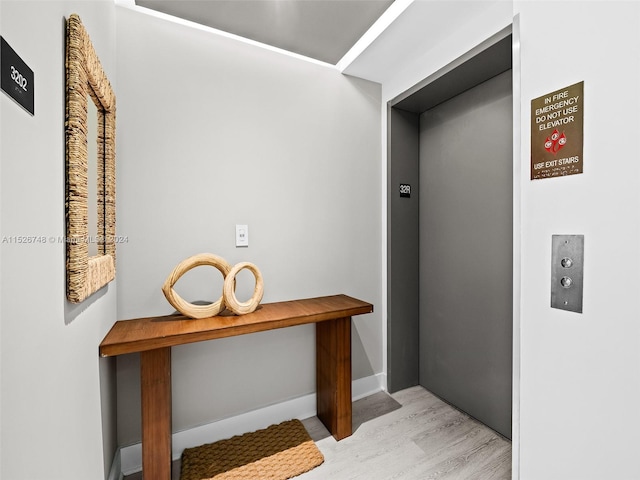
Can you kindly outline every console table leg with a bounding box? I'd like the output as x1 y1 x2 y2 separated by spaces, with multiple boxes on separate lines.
316 317 352 440
140 347 172 479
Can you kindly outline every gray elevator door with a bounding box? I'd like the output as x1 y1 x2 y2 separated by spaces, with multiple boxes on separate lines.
419 70 512 438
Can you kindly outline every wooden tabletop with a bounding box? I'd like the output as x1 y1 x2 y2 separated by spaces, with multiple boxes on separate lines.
99 294 373 357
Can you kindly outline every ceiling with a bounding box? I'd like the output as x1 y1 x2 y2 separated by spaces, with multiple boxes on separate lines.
135 0 396 65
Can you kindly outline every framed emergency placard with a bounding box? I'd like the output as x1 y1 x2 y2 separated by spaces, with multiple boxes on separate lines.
531 82 583 180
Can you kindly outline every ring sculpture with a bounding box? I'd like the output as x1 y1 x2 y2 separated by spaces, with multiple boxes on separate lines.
162 253 264 318
223 261 264 315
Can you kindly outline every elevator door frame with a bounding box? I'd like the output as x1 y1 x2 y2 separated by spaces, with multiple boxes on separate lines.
386 25 517 417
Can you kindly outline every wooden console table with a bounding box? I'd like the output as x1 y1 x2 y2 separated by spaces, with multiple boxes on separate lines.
100 294 373 479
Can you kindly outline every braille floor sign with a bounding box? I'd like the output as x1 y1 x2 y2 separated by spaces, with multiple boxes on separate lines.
531 81 583 180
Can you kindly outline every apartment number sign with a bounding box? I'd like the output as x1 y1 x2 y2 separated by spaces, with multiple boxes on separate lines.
531 81 583 180
1 37 34 115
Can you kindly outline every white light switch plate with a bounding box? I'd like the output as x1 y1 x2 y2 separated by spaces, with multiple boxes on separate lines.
236 224 249 247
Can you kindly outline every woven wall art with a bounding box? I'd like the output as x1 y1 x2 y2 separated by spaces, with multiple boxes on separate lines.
65 14 116 303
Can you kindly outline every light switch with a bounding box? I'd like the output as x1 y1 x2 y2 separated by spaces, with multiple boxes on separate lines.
551 234 583 313
236 224 248 247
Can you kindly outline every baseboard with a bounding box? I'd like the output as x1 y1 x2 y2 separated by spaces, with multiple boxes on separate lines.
119 373 384 476
352 372 386 401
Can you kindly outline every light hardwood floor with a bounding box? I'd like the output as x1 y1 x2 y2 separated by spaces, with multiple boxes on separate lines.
299 386 511 480
125 385 511 479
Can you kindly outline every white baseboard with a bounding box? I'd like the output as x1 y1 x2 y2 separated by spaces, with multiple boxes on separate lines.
352 372 386 401
120 373 384 476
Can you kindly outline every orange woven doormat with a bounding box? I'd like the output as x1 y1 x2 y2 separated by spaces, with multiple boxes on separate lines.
180 419 324 480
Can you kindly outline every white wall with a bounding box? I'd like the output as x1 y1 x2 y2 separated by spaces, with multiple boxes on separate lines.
345 0 514 99
115 7 382 445
0 1 118 479
516 2 640 479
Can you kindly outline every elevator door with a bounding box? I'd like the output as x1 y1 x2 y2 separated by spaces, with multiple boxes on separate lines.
419 70 512 438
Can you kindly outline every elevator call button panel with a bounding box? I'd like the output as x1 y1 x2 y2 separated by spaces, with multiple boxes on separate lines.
551 234 584 313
